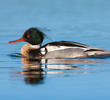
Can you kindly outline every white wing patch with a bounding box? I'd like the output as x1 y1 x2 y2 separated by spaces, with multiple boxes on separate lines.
40 47 46 55
46 45 90 52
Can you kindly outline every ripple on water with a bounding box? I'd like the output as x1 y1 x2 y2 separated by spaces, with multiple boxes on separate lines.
0 52 110 85
7 56 110 85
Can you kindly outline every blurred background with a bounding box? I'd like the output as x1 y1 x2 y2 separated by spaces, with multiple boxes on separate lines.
0 0 110 100
1 0 110 47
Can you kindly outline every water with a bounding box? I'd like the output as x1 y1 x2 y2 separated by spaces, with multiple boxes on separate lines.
1 0 110 99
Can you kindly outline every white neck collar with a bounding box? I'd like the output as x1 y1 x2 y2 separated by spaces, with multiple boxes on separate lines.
30 44 41 49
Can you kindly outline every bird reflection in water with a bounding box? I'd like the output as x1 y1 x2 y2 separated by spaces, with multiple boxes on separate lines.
20 57 103 85
21 58 44 85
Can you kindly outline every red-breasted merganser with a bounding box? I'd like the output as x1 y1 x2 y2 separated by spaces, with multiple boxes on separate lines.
8 28 110 59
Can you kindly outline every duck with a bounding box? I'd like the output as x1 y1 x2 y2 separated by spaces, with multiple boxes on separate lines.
8 27 110 59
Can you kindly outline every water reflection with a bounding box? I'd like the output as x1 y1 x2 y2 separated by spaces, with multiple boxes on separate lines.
22 68 44 85
21 58 44 85
42 58 101 69
19 57 104 85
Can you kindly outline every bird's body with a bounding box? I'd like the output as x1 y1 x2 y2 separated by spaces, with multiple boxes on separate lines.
20 41 110 59
8 28 110 59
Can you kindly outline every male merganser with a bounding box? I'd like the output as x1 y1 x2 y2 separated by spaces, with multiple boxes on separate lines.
8 28 110 59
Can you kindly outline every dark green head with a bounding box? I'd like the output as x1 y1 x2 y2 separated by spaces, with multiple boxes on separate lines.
23 28 45 45
8 28 45 45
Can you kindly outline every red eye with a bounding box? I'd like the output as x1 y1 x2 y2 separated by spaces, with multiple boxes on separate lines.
27 34 30 38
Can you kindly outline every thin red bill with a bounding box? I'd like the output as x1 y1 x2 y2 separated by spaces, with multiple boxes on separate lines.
8 38 25 43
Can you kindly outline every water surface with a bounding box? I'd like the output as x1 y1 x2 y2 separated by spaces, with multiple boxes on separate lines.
1 0 110 100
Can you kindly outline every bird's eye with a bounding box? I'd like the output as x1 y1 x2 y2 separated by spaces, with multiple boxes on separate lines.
27 34 30 39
